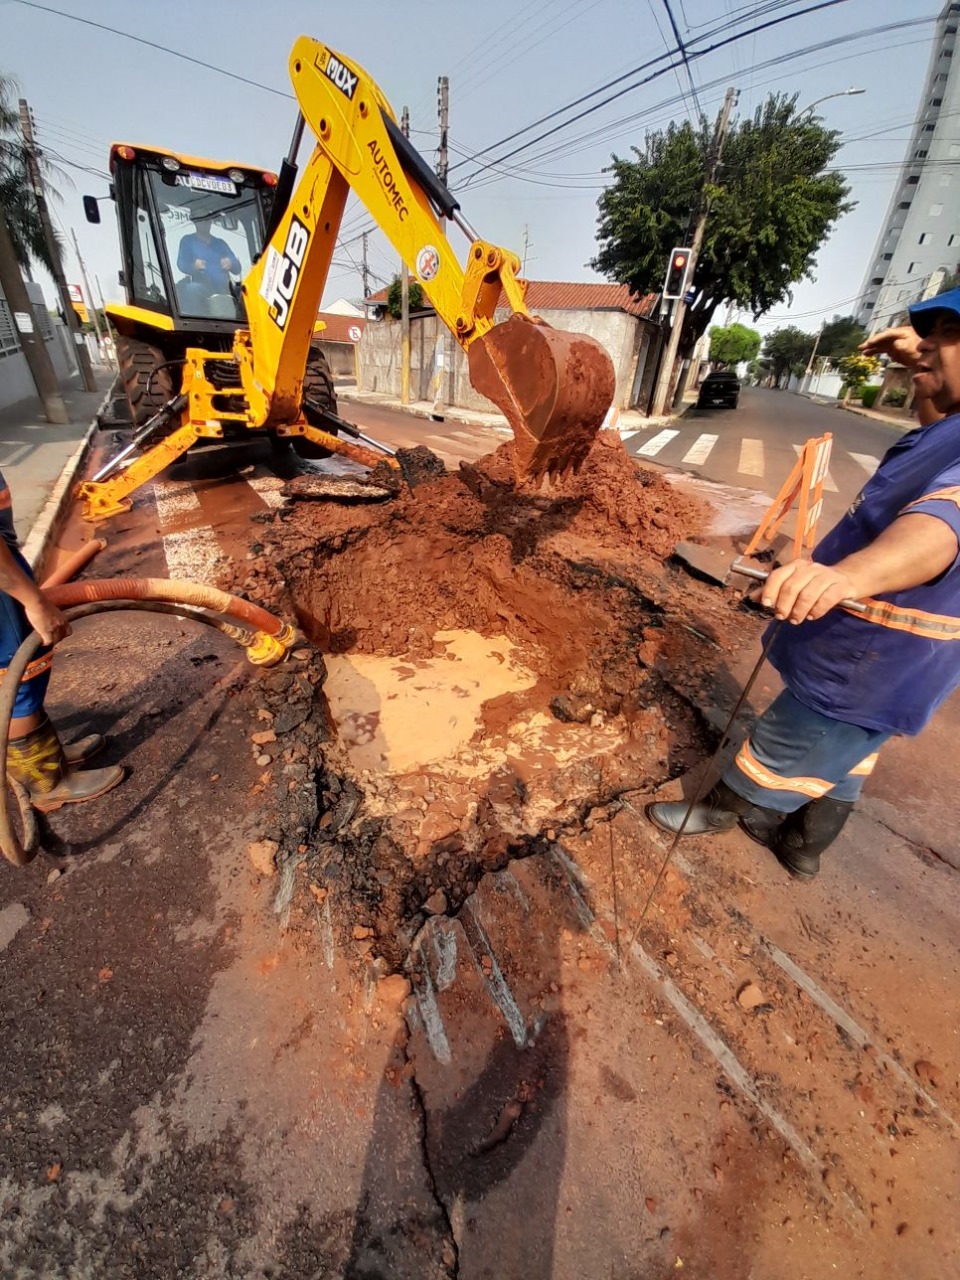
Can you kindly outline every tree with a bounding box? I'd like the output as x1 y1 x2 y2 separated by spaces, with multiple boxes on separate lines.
708 322 760 368
592 94 852 354
0 72 60 273
837 352 879 396
763 326 816 385
386 273 423 320
817 314 866 360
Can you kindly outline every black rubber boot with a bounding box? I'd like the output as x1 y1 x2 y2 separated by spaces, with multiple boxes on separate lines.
647 780 756 838
740 806 786 847
772 797 854 880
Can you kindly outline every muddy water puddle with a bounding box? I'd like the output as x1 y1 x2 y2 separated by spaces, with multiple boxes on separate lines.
324 627 625 782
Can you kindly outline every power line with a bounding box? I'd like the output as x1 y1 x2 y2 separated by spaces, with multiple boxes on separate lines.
12 0 295 99
454 15 934 193
449 0 857 181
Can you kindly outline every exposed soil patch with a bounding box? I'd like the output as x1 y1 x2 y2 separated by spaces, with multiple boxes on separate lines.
225 432 760 966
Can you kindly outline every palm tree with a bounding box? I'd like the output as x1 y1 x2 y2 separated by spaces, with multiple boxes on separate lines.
0 71 59 275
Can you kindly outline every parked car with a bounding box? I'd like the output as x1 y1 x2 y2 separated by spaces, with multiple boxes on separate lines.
697 370 740 409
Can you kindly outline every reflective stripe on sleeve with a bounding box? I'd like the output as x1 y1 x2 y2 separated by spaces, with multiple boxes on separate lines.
843 597 960 640
733 740 833 799
0 653 52 682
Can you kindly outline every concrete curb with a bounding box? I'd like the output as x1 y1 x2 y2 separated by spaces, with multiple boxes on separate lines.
800 392 911 432
336 387 511 434
22 387 111 575
336 386 687 437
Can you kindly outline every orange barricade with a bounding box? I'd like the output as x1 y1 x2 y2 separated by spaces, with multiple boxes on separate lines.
743 432 833 561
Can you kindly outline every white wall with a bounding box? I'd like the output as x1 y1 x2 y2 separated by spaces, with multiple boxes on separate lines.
0 283 81 412
357 307 654 411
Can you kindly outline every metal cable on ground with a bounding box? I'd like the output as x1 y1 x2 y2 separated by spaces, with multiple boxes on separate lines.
626 621 782 952
0 599 286 868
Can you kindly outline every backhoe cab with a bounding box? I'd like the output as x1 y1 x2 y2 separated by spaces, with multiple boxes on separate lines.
87 148 327 434
78 38 614 522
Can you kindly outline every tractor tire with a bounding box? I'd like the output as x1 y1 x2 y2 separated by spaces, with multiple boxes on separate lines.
116 336 174 429
293 347 338 460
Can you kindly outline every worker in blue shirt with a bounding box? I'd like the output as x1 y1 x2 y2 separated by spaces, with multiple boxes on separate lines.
176 214 241 310
0 473 124 810
648 288 960 881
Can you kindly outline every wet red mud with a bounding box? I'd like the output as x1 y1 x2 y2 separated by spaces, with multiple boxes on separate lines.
222 431 757 964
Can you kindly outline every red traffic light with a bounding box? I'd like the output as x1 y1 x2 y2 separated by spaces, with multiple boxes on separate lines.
664 247 692 299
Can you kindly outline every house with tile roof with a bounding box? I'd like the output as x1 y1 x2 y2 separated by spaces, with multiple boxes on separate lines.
359 280 664 414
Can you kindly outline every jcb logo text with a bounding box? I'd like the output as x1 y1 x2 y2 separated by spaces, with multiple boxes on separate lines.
265 217 310 330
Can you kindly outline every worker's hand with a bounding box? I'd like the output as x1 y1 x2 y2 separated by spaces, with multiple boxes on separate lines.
859 326 922 368
220 257 234 272
759 559 860 625
194 258 206 272
24 595 71 647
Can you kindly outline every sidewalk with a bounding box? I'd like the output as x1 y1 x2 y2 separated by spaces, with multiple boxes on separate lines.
336 385 684 436
801 391 914 432
0 372 114 568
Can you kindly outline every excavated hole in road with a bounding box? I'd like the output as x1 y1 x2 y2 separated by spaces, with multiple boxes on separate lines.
238 433 732 967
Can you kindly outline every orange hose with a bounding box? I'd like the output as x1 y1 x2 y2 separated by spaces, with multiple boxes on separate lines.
41 539 107 589
46 577 287 637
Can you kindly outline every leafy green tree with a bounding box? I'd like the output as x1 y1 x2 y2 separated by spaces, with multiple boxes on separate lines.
763 326 816 385
0 71 61 273
592 94 852 355
708 322 761 367
386 273 423 319
817 314 866 360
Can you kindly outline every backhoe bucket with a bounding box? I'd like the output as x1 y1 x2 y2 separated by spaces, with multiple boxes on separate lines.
467 313 616 482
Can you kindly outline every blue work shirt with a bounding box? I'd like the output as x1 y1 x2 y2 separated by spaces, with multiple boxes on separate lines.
176 232 240 293
768 412 960 736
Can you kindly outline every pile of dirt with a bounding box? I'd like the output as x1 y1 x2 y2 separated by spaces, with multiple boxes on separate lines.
227 431 757 965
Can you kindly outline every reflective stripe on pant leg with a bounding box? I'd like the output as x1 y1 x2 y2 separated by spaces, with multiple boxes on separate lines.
723 690 889 813
827 747 887 803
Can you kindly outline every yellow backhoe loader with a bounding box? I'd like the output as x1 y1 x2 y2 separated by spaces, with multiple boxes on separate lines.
78 37 615 522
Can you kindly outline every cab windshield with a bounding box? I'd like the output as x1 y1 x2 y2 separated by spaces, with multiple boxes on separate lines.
148 167 267 321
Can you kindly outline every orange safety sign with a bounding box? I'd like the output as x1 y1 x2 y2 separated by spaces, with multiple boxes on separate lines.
743 432 833 561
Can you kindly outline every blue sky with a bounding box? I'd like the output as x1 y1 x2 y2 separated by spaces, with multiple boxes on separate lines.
1 0 939 336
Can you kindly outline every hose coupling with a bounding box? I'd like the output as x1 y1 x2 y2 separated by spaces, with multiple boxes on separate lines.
245 624 297 667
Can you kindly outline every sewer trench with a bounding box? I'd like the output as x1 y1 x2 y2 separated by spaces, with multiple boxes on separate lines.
227 432 751 966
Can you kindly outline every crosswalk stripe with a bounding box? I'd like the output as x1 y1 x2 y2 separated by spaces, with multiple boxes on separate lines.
849 452 880 476
682 433 718 466
791 444 838 492
738 438 764 476
244 473 286 509
154 480 222 582
636 429 679 458
620 430 640 443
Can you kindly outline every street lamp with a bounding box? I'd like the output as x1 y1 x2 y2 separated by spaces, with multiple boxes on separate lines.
799 87 865 117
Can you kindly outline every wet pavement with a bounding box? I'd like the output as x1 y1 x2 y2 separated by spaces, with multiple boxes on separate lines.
0 402 957 1278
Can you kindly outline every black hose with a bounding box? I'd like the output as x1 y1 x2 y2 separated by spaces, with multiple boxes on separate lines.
0 601 263 868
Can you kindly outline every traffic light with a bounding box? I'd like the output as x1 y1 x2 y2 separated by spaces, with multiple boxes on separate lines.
663 247 692 300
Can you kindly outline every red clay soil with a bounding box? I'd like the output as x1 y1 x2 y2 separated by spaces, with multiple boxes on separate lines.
224 430 759 962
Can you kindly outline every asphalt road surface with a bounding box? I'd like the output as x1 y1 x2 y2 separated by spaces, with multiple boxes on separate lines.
0 394 956 1278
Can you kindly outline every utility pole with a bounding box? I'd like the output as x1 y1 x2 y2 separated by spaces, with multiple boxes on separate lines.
70 226 106 354
360 231 371 299
651 87 737 418
0 210 69 423
804 319 825 383
400 105 411 405
433 75 450 417
19 99 97 392
521 224 532 274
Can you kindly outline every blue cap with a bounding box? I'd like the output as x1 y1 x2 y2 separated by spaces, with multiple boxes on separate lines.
909 285 960 337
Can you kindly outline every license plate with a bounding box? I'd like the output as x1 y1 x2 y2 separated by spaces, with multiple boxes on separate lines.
176 172 237 195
